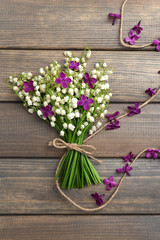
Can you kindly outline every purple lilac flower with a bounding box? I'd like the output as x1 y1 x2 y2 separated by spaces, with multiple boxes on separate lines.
145 88 157 97
132 21 143 34
103 176 117 191
108 13 121 25
23 81 34 93
106 111 120 121
158 71 160 74
106 120 120 130
40 105 54 118
77 95 94 111
83 72 97 89
128 102 141 116
116 163 132 176
69 61 79 70
153 40 160 52
124 30 140 45
123 152 135 162
145 149 160 160
55 72 72 88
91 192 105 206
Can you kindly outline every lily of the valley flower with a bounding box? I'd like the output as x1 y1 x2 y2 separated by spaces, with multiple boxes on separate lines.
23 81 34 93
40 105 54 118
83 72 97 89
145 149 160 160
124 30 140 45
117 163 132 176
55 71 72 88
91 192 105 206
77 95 94 111
108 13 121 25
153 40 160 52
128 102 141 116
123 152 135 162
145 88 157 97
103 176 117 191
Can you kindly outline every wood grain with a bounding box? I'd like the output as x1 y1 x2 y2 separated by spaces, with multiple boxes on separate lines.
0 215 160 240
0 0 159 49
1 103 160 158
0 157 160 214
1 50 160 102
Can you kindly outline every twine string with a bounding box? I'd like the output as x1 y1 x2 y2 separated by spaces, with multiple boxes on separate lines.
50 86 160 212
49 0 160 211
120 0 153 49
49 138 102 164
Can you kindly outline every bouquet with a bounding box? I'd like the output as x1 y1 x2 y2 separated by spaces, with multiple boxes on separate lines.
7 48 113 189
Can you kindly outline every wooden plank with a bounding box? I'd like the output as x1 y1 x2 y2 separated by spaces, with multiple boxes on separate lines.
0 215 160 240
0 157 160 214
0 103 160 158
0 0 159 49
1 50 160 102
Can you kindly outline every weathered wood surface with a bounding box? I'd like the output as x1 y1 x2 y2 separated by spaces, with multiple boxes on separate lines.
1 50 160 102
0 0 159 49
0 157 160 214
0 215 160 240
0 103 160 158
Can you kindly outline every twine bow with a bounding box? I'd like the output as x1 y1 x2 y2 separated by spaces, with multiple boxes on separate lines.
49 138 102 164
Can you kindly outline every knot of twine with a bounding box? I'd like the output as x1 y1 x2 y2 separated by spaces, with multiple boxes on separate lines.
49 138 102 164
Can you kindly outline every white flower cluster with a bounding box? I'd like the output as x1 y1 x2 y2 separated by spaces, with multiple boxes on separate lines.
8 49 113 141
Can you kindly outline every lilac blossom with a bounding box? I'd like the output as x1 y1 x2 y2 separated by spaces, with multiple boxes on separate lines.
40 105 54 118
124 30 140 45
145 149 159 160
91 192 105 206
108 13 121 25
23 81 34 93
106 120 120 130
132 21 143 34
55 72 72 88
153 40 160 52
116 163 132 176
69 61 79 70
145 88 157 97
77 95 94 111
106 111 120 121
128 102 141 116
83 72 97 88
103 176 117 191
123 152 135 162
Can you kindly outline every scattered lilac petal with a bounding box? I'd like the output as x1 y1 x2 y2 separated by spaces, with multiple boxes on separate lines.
106 119 120 130
145 149 159 160
117 163 132 176
145 88 157 97
103 176 117 191
128 102 141 116
153 40 160 52
91 192 105 206
123 152 135 162
124 30 140 45
108 13 121 25
132 21 143 34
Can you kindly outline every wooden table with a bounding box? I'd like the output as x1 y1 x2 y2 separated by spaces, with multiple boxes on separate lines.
0 0 160 239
